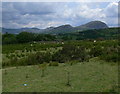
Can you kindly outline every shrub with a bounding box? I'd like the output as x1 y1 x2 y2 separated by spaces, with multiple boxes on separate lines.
52 45 89 63
100 53 119 62
2 60 11 68
16 32 35 43
17 57 28 66
100 46 119 62
39 62 47 77
89 46 103 57
10 56 18 66
49 62 59 66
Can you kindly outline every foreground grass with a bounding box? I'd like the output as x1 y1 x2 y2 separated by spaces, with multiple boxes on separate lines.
2 58 118 92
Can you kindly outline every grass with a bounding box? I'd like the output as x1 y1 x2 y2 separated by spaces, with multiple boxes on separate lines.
2 58 118 92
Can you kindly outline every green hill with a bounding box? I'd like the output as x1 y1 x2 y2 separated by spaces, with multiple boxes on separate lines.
58 27 119 40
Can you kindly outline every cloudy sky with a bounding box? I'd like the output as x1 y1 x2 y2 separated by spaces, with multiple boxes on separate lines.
2 2 118 29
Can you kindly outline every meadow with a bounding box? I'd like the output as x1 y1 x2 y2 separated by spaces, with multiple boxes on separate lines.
2 40 119 92
2 58 118 92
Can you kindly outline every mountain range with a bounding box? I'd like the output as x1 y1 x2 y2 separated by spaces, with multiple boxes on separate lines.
2 21 108 34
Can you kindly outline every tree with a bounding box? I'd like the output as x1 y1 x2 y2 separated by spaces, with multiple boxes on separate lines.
34 34 56 41
2 33 17 44
16 32 34 43
39 62 47 77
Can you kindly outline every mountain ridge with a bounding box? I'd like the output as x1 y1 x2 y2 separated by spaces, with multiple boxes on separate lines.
2 21 109 34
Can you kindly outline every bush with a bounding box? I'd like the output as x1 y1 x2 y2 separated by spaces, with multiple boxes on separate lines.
2 33 17 44
100 53 119 62
49 62 59 66
89 46 103 57
16 32 35 43
52 45 89 63
100 46 119 62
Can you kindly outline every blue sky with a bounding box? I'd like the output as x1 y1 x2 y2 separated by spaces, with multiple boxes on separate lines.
2 2 118 29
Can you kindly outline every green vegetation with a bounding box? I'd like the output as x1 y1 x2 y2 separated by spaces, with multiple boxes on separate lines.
2 58 118 92
16 32 35 43
2 27 119 92
59 27 119 40
2 27 120 45
2 32 57 44
49 62 59 66
2 40 119 68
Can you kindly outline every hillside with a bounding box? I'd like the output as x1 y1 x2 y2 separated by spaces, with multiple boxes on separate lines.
58 27 119 40
75 21 108 30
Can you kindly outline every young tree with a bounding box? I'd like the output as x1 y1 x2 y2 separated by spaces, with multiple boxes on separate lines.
39 62 47 77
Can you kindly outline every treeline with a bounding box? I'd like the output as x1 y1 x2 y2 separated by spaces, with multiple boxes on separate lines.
59 27 120 40
2 27 120 44
2 32 56 44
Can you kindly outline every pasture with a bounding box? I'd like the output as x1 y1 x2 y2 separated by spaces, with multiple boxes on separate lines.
2 58 118 92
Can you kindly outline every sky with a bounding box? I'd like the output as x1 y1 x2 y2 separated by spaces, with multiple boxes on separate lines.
1 2 119 29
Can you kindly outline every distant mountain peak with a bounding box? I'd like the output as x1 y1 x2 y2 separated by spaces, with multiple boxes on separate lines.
59 24 72 28
78 21 108 29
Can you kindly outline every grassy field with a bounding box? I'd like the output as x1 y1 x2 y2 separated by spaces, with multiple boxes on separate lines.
2 58 118 92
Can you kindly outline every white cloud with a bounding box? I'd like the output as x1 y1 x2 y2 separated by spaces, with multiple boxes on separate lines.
103 2 118 26
2 2 118 29
104 2 118 17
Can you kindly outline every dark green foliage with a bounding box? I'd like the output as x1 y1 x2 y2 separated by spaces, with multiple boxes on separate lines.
3 56 18 67
18 52 51 66
16 52 52 66
2 33 17 44
16 32 35 43
100 46 119 62
2 40 119 67
52 44 89 63
10 56 18 65
2 42 62 54
2 61 10 68
2 27 119 45
58 27 119 40
89 46 103 57
49 62 59 66
34 34 56 41
35 52 52 64
17 57 28 66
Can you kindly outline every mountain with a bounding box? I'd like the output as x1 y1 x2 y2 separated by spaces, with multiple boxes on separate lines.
2 21 108 34
2 28 43 34
76 21 108 30
47 24 74 34
47 21 108 34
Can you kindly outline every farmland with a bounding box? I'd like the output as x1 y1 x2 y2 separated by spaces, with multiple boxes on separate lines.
2 39 119 92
